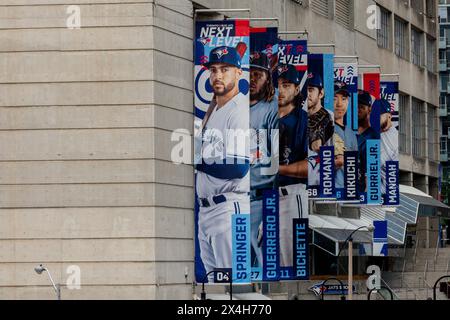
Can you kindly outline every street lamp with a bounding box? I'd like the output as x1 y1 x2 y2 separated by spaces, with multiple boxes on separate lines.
336 225 375 300
34 264 61 300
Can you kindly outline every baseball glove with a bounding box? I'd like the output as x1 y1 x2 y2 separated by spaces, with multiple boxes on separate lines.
333 133 345 157
308 108 334 150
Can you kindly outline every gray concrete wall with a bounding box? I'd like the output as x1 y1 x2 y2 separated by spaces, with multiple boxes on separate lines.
0 0 194 300
0 0 440 299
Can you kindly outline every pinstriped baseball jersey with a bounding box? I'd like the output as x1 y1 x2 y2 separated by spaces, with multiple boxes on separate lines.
196 92 250 199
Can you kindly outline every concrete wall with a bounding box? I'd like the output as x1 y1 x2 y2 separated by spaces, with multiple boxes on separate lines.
0 0 440 299
0 0 194 299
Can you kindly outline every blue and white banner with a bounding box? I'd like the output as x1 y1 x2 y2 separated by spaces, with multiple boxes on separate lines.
277 40 309 281
308 54 335 200
344 151 359 201
232 215 252 283
262 190 279 281
319 146 335 198
334 62 359 202
360 73 381 205
380 81 400 206
194 20 251 283
249 27 280 283
293 219 309 280
373 220 388 256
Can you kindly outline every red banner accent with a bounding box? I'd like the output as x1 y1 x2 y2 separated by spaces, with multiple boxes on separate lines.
250 27 267 33
363 73 381 99
235 20 250 36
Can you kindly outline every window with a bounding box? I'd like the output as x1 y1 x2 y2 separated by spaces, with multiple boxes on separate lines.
412 98 426 158
377 6 391 49
441 73 448 91
399 94 410 154
411 27 424 66
335 0 352 29
312 0 330 18
427 36 436 72
395 16 408 59
428 104 438 161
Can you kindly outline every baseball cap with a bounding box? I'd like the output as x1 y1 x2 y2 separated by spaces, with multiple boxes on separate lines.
373 99 392 114
306 72 323 89
203 46 242 69
334 80 350 97
250 51 270 71
358 90 373 107
278 64 300 85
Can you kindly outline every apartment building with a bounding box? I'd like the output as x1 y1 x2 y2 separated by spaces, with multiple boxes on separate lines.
0 0 441 299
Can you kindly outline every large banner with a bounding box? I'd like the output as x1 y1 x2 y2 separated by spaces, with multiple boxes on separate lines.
277 40 309 280
380 81 400 206
249 27 280 282
360 73 381 205
194 20 251 284
308 54 335 200
334 62 359 202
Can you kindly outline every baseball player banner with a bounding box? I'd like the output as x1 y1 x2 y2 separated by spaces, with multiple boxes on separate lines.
277 40 310 280
359 73 382 205
194 20 252 284
249 27 280 282
380 81 400 206
334 62 359 202
307 54 336 200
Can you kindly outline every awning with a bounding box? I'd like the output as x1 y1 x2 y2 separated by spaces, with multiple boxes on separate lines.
401 185 450 217
310 214 373 256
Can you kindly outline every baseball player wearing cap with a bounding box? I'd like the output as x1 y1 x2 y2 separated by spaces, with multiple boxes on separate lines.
195 45 250 277
357 91 378 192
277 64 309 267
307 73 334 187
378 99 398 195
249 51 278 268
333 81 358 189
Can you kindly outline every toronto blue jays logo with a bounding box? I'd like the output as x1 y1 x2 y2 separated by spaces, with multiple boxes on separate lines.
278 65 288 74
213 48 229 59
199 37 211 46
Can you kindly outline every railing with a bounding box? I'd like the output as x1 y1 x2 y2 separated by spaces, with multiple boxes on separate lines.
434 237 440 272
401 259 407 287
413 240 419 271
380 277 400 300
422 277 434 300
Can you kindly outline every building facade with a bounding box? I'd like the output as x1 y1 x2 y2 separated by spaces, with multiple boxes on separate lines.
0 0 440 299
439 0 450 204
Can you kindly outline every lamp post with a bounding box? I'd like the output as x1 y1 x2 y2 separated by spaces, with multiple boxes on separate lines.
336 225 374 300
34 264 61 300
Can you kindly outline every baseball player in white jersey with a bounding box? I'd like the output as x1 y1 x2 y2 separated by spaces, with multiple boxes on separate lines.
195 45 250 278
379 99 399 194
